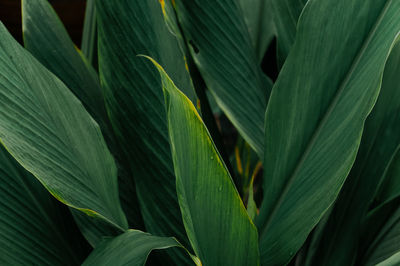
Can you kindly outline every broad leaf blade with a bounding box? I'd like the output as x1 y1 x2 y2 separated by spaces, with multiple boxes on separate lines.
83 230 196 266
150 58 259 265
175 0 271 157
257 1 400 264
22 0 144 241
22 0 106 127
0 145 90 265
0 22 127 230
309 39 400 265
96 0 195 264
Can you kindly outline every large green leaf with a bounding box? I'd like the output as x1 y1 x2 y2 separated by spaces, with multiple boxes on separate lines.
148 58 259 265
307 40 400 265
239 0 275 63
270 0 307 68
0 145 90 265
96 0 195 264
83 230 198 266
22 0 144 240
175 0 271 157
257 1 400 264
0 22 127 230
22 0 107 128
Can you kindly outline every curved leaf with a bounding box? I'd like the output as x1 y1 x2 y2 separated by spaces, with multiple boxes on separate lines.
96 0 195 264
149 58 259 265
363 207 400 265
257 0 400 264
175 0 271 157
0 22 127 230
0 145 90 265
22 0 107 128
83 230 198 266
22 0 144 241
308 39 400 265
376 252 400 266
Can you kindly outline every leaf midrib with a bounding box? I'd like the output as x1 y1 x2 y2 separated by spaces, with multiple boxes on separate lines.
260 0 392 238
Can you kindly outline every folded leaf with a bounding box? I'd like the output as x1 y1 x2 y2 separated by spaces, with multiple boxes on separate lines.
257 0 400 264
83 230 198 266
0 22 127 230
0 145 90 265
149 57 259 265
175 0 271 157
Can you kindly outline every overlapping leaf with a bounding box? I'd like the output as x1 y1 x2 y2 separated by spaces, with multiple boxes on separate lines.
239 0 275 63
22 0 144 234
0 22 127 230
150 58 259 265
175 0 271 157
270 0 307 67
0 145 90 265
96 0 195 264
308 39 400 265
362 207 400 265
83 230 197 266
257 0 400 264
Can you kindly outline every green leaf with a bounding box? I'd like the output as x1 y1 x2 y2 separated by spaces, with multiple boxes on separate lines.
270 0 307 68
148 57 259 265
376 149 400 207
362 207 400 265
308 40 400 265
81 0 97 65
96 0 195 264
175 0 271 157
22 0 107 129
22 0 145 235
83 230 199 266
0 145 90 265
239 0 275 62
376 252 400 266
257 1 400 264
0 22 127 230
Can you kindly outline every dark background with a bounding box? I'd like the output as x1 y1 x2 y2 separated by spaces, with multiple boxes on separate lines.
0 0 86 45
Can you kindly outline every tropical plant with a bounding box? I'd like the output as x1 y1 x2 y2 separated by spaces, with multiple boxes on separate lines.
0 0 400 265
